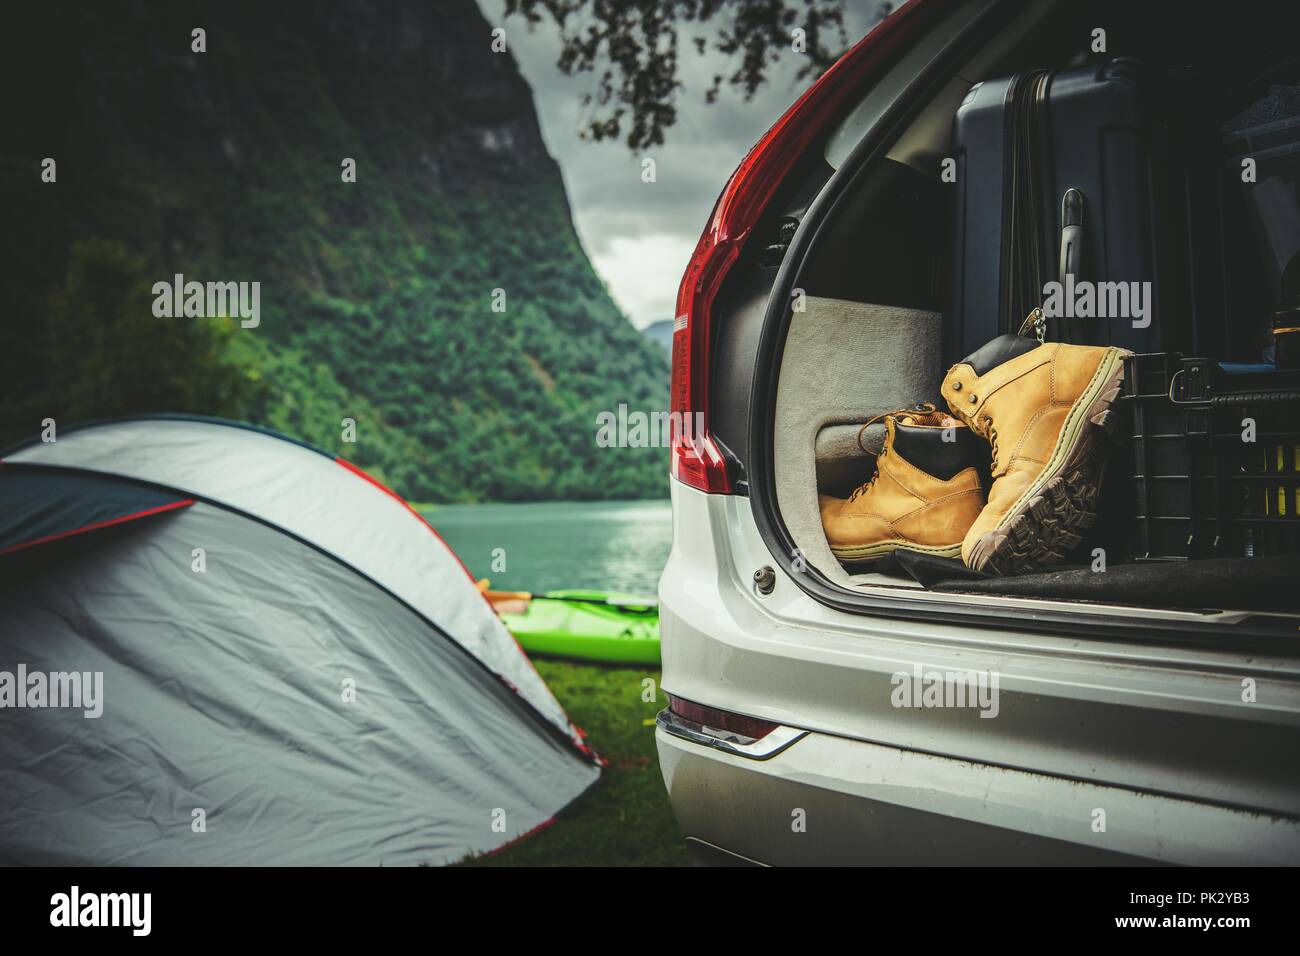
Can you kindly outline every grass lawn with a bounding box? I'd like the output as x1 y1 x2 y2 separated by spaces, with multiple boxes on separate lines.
460 659 689 866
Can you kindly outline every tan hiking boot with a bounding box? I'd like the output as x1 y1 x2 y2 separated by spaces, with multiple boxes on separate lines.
940 335 1130 574
819 407 986 568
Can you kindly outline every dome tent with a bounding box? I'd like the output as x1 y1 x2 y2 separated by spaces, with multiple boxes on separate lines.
0 417 600 865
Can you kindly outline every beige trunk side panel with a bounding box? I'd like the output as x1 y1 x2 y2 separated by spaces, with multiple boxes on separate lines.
772 296 942 586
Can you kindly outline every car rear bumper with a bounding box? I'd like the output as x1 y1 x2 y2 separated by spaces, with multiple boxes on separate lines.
656 722 1300 865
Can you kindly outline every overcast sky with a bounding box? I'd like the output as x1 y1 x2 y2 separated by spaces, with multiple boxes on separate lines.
479 1 887 329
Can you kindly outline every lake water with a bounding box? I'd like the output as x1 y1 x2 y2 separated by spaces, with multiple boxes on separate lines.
420 500 672 596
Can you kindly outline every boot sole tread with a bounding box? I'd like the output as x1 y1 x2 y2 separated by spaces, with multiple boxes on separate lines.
967 350 1128 576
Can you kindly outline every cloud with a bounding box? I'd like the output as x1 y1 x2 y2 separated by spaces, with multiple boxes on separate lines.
591 232 700 330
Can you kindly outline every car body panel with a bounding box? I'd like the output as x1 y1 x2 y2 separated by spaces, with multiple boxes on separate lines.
658 480 1300 862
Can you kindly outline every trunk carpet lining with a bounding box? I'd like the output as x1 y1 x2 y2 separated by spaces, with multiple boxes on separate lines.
880 550 1300 615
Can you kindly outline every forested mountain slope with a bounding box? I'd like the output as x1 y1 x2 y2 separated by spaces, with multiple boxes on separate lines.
0 0 668 501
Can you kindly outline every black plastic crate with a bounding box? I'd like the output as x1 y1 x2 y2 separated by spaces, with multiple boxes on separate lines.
1121 353 1300 560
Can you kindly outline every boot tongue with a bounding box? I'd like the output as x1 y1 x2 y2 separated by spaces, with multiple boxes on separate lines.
890 403 952 429
896 410 959 429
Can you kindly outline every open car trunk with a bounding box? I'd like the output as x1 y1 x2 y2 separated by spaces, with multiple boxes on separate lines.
743 0 1300 640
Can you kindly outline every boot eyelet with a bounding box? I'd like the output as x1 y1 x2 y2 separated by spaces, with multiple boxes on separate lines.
968 394 978 404
952 382 962 392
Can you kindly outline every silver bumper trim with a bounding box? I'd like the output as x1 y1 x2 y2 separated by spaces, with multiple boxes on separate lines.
656 708 808 760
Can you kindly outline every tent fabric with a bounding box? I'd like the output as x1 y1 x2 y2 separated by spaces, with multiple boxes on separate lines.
0 466 191 555
3 418 573 740
0 502 598 865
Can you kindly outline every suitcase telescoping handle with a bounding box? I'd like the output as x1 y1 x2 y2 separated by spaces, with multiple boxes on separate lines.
1059 187 1085 284
1055 187 1086 344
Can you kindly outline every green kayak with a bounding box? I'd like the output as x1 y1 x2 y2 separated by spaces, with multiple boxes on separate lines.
488 588 661 665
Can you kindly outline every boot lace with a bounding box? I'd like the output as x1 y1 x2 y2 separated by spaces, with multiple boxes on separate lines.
847 450 886 502
980 415 1000 472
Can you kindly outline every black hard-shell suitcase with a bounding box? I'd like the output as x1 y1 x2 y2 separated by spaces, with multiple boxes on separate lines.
948 57 1190 360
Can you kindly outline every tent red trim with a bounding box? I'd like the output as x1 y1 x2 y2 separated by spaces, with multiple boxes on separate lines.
0 498 194 557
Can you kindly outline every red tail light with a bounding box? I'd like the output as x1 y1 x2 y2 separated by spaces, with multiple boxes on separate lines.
667 694 778 741
670 0 944 492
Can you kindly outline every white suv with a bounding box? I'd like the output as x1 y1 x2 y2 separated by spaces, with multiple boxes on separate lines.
655 0 1300 865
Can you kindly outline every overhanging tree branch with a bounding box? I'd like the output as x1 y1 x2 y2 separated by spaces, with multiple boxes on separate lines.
505 0 893 150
